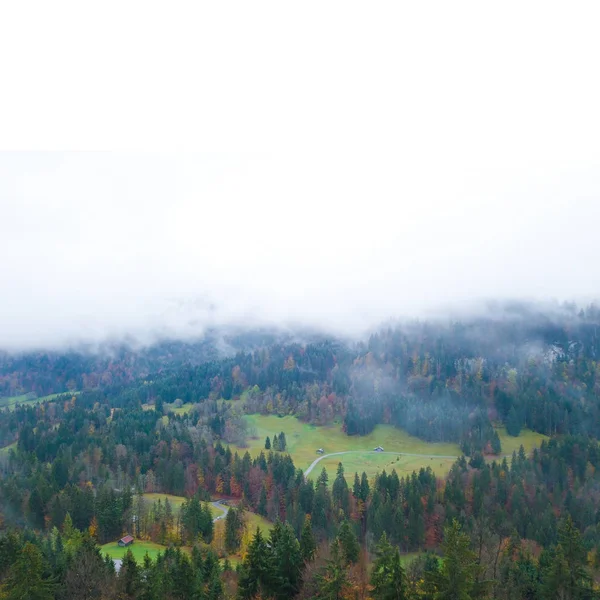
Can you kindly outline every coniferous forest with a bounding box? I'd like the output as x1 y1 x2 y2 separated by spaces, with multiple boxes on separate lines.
2 303 600 598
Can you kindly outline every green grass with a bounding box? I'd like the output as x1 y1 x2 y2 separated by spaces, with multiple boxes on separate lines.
230 414 548 482
236 415 460 467
142 493 188 512
244 510 274 536
101 540 168 562
0 442 16 455
313 452 458 481
496 427 547 455
166 403 194 416
0 391 78 410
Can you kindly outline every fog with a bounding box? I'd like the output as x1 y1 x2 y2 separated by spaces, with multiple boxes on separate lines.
1 3 600 350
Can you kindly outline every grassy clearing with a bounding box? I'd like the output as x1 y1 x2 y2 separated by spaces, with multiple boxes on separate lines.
101 540 168 562
0 391 78 410
142 493 188 512
496 427 547 455
0 442 16 455
244 510 274 536
166 403 195 416
236 415 461 469
231 414 547 482
312 453 458 481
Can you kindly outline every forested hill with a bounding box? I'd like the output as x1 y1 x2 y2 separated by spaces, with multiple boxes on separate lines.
2 302 600 455
0 327 314 398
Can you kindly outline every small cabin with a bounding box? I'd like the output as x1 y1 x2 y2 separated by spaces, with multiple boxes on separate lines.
374 446 384 452
118 535 134 547
316 448 324 454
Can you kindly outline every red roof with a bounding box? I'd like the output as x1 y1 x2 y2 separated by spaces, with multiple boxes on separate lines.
120 535 134 544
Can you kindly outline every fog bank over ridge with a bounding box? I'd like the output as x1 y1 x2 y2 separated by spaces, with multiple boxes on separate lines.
1 153 599 351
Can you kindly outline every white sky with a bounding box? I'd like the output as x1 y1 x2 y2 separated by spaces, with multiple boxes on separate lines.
0 2 599 349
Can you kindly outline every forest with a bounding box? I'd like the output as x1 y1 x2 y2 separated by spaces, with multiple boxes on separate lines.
1 303 600 598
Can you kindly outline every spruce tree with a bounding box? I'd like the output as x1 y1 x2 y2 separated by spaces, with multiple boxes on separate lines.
0 543 55 600
238 528 273 599
273 434 279 451
433 519 485 600
272 522 302 599
332 462 350 516
370 532 408 600
337 519 360 564
300 514 317 562
265 436 271 450
317 539 350 600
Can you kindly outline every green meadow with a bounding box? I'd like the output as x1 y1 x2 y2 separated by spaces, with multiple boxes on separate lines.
0 391 78 410
101 540 169 562
230 414 547 481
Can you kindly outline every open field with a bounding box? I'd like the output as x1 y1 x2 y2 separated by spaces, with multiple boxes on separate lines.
101 540 168 562
244 510 274 536
0 391 78 410
231 414 548 481
0 442 16 455
142 493 188 512
496 427 547 455
311 452 459 481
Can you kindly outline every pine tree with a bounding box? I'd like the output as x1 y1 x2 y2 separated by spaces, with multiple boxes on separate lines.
506 406 522 437
337 519 360 564
542 515 593 599
371 532 409 600
300 514 317 562
332 462 350 516
433 519 485 600
0 543 55 600
360 471 370 502
265 436 271 450
225 507 244 554
353 472 361 498
273 434 279 451
317 539 351 600
278 432 287 451
118 549 141 599
238 528 273 599
271 521 302 599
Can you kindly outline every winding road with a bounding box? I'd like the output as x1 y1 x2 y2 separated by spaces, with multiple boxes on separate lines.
304 450 460 477
211 499 229 522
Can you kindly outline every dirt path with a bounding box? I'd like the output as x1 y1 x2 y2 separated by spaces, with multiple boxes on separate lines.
304 449 460 477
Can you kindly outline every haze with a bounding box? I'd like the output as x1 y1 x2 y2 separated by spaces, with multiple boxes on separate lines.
1 3 599 350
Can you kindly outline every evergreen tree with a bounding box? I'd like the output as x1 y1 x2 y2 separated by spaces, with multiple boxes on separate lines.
225 507 244 554
506 406 522 437
360 471 370 502
371 532 409 600
299 514 317 562
337 519 360 564
0 542 55 600
317 539 351 600
238 528 273 599
273 434 279 451
541 515 593 600
271 521 302 599
118 549 141 599
332 462 350 516
353 472 361 498
278 432 287 451
433 519 485 600
265 436 271 450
